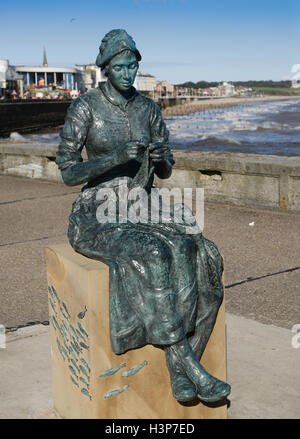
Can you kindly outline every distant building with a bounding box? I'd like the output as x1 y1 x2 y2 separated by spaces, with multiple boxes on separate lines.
236 86 253 96
13 49 84 93
0 60 24 98
218 82 235 96
15 64 85 92
134 71 157 95
175 86 191 96
75 64 106 90
199 82 235 97
155 80 174 97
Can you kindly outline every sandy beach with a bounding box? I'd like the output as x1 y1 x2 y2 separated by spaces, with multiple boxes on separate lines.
162 95 300 117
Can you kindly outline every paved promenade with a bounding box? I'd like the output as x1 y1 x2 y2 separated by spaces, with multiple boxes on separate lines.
0 175 299 418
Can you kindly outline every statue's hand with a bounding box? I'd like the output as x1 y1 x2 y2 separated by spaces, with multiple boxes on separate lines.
149 142 171 164
119 141 146 163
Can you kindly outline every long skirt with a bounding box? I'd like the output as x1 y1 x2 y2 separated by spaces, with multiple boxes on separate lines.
68 180 224 357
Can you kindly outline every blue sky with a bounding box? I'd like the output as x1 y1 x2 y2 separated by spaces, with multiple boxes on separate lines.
1 0 300 83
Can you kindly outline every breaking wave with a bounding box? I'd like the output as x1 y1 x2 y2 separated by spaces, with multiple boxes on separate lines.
166 98 300 155
197 135 241 145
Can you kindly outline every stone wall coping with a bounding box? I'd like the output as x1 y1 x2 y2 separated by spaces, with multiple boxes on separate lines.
0 143 58 157
0 142 299 176
172 150 300 176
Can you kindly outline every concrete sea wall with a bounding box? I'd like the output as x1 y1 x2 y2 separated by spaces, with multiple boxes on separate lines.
0 143 299 212
0 144 61 182
155 151 300 212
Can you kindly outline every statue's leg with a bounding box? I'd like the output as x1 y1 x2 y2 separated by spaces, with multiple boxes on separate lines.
162 234 198 402
188 235 225 361
165 336 230 403
164 234 229 403
165 345 197 402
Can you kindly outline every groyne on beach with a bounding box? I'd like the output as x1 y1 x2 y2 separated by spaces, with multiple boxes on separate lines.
161 95 299 118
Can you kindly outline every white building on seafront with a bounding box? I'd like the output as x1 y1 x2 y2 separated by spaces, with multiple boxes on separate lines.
134 71 158 96
1 48 159 98
0 59 24 98
15 65 85 92
218 82 236 96
13 47 85 92
75 64 106 90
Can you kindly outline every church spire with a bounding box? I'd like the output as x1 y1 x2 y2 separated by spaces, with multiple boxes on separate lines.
43 46 48 67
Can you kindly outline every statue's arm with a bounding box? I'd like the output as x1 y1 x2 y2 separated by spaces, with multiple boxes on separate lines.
56 98 124 186
60 154 123 186
149 101 175 180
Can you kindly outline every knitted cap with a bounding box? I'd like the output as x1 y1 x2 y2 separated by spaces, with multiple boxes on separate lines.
96 29 141 69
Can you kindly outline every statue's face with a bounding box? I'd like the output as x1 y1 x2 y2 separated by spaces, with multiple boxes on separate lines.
107 51 138 92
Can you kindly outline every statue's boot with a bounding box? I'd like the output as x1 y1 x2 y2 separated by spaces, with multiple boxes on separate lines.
169 338 231 403
165 348 197 402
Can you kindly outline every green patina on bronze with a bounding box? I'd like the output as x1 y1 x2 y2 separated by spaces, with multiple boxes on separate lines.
62 302 71 319
79 364 90 381
76 329 85 341
80 358 91 374
79 341 89 351
122 360 148 377
77 322 88 339
49 285 93 396
81 388 92 400
104 385 129 399
51 286 60 304
69 365 79 380
70 375 79 388
71 358 80 372
70 324 79 341
77 306 87 320
80 376 89 389
56 29 231 403
52 315 60 331
99 362 126 378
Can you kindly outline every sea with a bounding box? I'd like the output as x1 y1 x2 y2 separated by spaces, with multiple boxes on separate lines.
4 97 300 156
165 97 300 156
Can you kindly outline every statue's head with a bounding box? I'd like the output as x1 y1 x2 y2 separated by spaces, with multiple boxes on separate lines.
96 29 141 92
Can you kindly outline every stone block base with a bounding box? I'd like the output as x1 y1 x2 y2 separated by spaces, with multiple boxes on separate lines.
45 243 227 419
